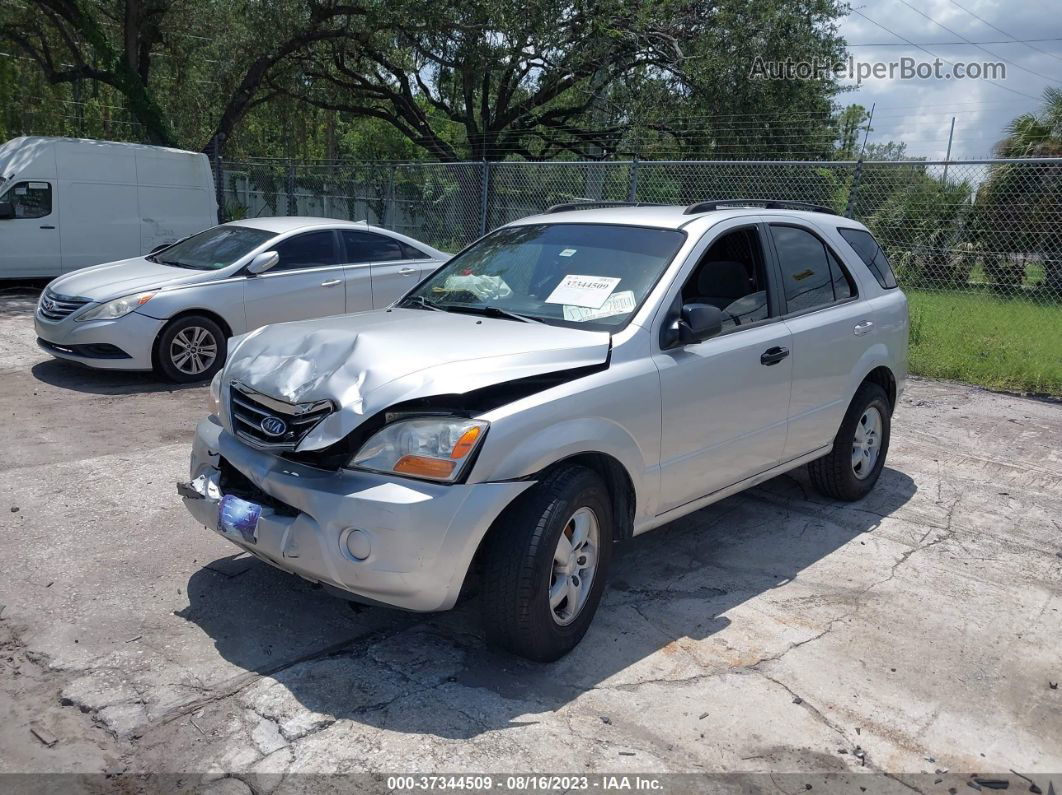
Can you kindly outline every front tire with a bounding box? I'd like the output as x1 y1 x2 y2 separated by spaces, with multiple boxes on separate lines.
480 465 613 662
808 382 891 501
155 315 226 383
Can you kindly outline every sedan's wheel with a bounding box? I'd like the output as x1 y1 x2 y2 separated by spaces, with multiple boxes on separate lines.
808 382 891 501
480 465 613 662
156 315 227 383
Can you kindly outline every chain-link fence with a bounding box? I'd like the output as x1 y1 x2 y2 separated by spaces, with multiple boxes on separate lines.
219 157 1062 302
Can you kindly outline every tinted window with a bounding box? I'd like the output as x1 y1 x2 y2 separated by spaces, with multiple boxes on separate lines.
404 223 686 331
839 227 897 289
682 227 770 330
828 252 855 300
400 242 430 260
771 225 836 313
341 231 404 264
5 181 51 218
152 225 274 270
274 231 339 271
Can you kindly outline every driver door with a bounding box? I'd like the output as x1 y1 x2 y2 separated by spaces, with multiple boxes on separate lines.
0 180 61 277
242 230 347 328
653 220 793 514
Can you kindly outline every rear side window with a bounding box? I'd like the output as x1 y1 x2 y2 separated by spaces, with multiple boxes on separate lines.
341 231 404 264
5 181 52 218
273 231 339 271
839 228 897 289
770 225 856 314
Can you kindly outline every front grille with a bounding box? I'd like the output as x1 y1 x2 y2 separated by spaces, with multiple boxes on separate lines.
37 288 91 322
229 382 334 451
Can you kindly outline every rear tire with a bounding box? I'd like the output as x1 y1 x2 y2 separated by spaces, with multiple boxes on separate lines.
480 465 613 662
155 315 227 383
808 382 891 501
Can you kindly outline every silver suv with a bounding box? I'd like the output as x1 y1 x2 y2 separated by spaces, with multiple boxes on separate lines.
180 201 908 661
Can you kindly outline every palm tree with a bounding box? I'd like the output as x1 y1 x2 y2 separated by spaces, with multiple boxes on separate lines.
973 88 1062 294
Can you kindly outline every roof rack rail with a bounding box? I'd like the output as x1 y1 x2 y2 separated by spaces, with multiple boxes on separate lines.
544 200 661 214
682 199 838 216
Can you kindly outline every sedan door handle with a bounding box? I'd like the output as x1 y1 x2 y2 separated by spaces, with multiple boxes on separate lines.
320 279 342 287
854 320 874 335
398 266 417 275
760 346 790 366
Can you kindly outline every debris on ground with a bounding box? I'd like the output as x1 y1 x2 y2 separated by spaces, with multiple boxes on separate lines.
30 725 57 747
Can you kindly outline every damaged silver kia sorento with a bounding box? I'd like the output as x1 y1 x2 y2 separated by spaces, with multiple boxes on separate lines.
180 201 908 661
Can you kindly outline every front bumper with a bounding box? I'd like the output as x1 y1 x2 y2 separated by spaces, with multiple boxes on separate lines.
34 310 162 370
181 417 534 612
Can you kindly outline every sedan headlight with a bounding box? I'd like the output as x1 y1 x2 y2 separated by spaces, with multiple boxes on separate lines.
208 371 223 416
76 291 156 321
349 417 488 483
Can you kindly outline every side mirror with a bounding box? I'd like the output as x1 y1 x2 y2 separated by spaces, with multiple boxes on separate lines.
246 250 280 275
0 201 14 220
677 302 723 345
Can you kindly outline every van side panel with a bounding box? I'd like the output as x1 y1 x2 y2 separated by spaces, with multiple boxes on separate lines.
135 149 216 252
59 181 141 272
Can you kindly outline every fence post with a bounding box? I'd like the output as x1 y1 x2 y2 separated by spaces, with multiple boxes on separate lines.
627 157 639 203
479 159 490 236
385 164 396 228
845 157 864 218
286 160 297 216
211 134 225 223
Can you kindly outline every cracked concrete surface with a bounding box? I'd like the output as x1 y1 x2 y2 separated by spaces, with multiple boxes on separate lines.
1 292 1060 784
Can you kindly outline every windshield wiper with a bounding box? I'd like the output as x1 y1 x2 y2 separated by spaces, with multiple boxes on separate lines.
399 295 444 312
442 304 543 324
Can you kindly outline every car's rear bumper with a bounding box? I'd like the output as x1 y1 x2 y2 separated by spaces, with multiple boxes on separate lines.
34 310 161 370
180 416 534 612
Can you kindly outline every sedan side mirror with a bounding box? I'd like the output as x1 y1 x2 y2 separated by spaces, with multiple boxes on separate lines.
246 250 280 275
677 302 723 345
0 201 14 220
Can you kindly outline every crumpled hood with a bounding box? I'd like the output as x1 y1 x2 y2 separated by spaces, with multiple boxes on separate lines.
223 308 612 449
49 257 224 302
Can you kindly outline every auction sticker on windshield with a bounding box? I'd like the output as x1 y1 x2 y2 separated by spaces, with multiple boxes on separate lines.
563 290 636 322
545 275 621 308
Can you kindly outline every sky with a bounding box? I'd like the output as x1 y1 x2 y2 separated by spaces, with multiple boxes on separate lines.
836 0 1062 159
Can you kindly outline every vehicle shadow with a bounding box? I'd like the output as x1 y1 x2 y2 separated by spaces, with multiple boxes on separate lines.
31 358 204 395
180 465 917 740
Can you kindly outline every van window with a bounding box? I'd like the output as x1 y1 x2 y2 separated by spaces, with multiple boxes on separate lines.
6 181 52 219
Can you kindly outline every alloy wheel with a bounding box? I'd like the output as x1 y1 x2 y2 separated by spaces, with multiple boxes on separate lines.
549 506 599 626
851 405 883 479
170 326 218 376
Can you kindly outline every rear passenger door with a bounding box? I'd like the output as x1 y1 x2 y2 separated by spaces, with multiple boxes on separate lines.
242 230 347 328
767 222 870 459
341 230 432 308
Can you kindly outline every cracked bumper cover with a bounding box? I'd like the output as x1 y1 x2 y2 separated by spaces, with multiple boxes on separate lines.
181 416 534 612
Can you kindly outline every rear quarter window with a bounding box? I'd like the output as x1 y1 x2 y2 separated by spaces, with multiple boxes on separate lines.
839 228 897 289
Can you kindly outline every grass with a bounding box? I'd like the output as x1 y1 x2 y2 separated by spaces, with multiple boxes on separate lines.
907 290 1062 397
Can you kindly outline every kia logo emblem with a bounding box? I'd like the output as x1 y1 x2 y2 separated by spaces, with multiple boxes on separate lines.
259 416 288 437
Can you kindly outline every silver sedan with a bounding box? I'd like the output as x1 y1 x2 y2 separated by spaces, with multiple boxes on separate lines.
33 217 447 381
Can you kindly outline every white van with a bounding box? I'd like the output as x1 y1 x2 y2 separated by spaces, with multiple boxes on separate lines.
0 137 217 278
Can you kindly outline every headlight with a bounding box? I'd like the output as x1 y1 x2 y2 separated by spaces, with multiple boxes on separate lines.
349 417 489 483
208 371 223 416
76 291 156 321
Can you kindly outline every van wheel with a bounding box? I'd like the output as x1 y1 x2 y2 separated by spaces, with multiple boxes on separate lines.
480 465 613 662
155 315 226 383
808 382 891 501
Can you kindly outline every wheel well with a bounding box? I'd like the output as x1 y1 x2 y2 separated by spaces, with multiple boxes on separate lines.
862 366 896 413
538 452 637 543
151 309 233 366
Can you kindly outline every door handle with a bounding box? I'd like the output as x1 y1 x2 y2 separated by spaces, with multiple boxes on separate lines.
320 279 341 287
760 346 790 366
398 266 417 275
40 225 55 230
854 320 874 335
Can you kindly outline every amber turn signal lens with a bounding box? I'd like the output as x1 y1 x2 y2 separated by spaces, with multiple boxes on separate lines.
450 426 483 459
393 455 456 478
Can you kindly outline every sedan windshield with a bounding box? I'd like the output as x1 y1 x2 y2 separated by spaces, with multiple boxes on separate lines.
149 225 274 270
401 223 686 330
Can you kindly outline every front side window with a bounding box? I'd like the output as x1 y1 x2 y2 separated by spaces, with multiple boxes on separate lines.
341 230 404 264
770 225 856 314
401 223 686 330
839 227 898 289
149 225 274 270
273 231 340 271
3 181 52 219
682 226 771 331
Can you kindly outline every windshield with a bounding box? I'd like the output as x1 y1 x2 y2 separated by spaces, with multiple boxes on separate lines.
149 225 274 270
401 223 686 330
